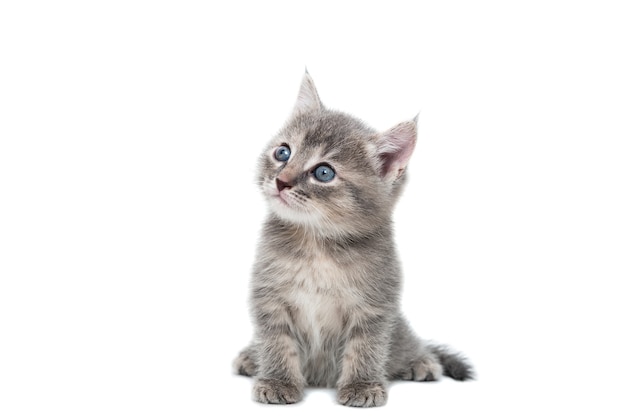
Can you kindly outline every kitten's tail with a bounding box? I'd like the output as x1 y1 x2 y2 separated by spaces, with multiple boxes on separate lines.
429 344 475 381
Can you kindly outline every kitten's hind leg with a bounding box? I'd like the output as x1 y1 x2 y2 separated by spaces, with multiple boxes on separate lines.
391 344 474 382
395 351 443 382
429 344 474 381
233 345 258 377
387 316 442 381
386 316 474 382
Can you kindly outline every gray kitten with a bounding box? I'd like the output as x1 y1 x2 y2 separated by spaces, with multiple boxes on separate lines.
234 72 473 407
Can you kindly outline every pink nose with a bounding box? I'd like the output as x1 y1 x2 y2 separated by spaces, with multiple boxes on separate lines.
276 178 293 192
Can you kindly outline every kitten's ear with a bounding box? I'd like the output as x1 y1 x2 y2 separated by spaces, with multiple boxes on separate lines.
376 117 418 182
292 70 322 116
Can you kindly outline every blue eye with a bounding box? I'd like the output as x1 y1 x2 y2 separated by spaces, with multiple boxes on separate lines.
274 145 291 162
314 165 335 182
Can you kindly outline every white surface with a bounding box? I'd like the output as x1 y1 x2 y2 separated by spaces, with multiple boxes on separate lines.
1 1 625 416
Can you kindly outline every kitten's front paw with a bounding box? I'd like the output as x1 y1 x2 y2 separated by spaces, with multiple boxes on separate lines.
338 382 387 407
253 378 303 404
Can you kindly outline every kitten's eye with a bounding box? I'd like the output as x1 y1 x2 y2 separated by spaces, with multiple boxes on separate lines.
274 145 291 162
314 165 335 182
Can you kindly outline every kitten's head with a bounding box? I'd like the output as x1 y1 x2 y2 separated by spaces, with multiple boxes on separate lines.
258 72 417 238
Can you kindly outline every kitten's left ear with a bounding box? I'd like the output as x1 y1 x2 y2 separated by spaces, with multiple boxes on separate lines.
376 117 417 182
292 70 322 116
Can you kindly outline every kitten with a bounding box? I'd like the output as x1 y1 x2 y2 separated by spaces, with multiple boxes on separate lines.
234 72 473 407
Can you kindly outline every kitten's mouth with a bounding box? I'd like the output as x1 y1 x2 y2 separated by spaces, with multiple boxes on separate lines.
270 190 305 214
266 186 290 206
274 192 292 207
265 181 306 215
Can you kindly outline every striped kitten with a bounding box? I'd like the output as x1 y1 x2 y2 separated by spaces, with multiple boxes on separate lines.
234 72 473 407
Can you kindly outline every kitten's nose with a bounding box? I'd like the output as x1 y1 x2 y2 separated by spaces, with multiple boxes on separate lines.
276 178 293 192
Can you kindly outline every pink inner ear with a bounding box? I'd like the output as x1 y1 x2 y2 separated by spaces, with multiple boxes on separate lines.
380 151 401 178
378 121 417 179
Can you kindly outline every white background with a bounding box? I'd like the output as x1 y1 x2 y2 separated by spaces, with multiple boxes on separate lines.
1 1 625 416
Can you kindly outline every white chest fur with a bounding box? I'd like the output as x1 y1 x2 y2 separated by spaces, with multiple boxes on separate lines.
284 254 357 352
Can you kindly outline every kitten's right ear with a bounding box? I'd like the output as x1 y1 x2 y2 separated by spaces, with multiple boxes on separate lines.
292 70 322 116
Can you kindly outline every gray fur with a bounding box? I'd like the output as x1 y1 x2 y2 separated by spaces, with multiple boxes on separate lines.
234 73 473 407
